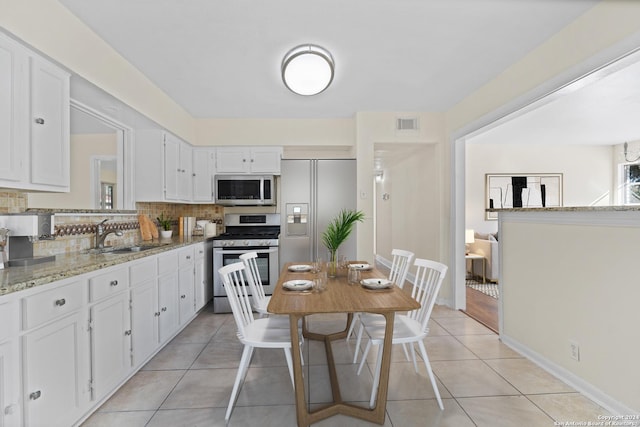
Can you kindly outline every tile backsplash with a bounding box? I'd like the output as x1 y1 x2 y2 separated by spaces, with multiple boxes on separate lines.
0 190 225 256
0 190 28 213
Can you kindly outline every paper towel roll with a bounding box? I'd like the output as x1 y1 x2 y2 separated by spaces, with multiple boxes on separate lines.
205 222 217 237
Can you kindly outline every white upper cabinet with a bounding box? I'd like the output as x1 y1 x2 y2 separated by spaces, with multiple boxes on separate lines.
0 32 70 191
135 129 192 202
0 34 27 183
192 147 215 202
29 56 70 189
215 146 282 174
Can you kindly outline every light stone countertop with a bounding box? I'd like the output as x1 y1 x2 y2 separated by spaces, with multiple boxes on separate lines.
487 205 640 213
0 236 212 297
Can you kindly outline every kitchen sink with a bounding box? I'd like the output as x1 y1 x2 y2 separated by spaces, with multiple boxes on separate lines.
110 245 159 254
88 244 168 255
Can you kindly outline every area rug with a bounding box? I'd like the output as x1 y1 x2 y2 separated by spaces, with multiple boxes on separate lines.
466 279 499 299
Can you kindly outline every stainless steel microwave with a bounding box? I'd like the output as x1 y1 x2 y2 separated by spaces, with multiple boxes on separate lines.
214 175 276 206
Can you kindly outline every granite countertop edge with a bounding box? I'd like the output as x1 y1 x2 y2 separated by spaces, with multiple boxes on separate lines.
486 206 640 213
0 236 213 297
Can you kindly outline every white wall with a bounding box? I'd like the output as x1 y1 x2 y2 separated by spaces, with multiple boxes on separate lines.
355 112 446 274
195 118 354 148
466 144 614 234
501 212 640 413
375 144 440 263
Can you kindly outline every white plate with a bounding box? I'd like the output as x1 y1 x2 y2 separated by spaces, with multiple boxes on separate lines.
361 278 393 290
350 263 372 271
288 264 312 272
283 279 314 291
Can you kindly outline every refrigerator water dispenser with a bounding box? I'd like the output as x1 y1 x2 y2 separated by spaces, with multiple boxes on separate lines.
286 204 308 236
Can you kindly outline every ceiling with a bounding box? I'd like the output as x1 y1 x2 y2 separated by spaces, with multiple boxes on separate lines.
58 0 600 120
468 48 640 146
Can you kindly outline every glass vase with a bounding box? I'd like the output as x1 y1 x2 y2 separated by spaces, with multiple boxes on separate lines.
328 249 338 278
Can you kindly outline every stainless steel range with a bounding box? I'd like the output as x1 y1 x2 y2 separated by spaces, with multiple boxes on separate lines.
212 213 280 313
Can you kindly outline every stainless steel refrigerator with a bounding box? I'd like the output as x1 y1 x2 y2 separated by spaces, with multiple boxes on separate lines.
279 159 357 270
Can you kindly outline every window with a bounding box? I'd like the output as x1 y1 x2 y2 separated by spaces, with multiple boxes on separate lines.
622 163 640 204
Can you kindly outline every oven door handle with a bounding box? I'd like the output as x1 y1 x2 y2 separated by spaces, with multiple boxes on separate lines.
214 248 278 255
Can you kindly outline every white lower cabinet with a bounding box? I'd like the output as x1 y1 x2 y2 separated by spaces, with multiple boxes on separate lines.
22 311 89 427
130 278 159 367
157 250 181 344
194 249 206 311
0 300 19 427
178 246 195 324
4 241 209 427
157 272 179 344
193 241 212 311
89 291 131 401
178 266 195 324
0 339 20 427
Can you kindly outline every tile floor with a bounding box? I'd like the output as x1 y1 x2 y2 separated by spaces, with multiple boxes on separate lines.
81 304 610 427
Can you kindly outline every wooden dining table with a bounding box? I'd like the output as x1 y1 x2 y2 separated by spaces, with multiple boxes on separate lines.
267 262 420 426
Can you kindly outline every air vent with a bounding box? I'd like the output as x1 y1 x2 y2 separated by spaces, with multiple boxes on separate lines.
396 117 418 131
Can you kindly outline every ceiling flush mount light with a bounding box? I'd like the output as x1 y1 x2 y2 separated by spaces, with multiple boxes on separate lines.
282 44 334 96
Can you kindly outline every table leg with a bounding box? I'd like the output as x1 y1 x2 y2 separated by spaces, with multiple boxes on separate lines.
289 314 309 427
370 311 395 421
289 312 391 426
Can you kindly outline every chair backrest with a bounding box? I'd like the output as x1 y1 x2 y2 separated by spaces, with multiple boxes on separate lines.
218 262 255 339
239 251 267 309
409 258 448 333
388 249 414 289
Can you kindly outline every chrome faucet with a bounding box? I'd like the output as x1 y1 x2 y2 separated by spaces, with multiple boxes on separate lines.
95 219 123 249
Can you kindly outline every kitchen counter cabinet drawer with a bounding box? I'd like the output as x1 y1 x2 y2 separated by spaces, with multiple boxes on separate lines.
89 268 129 302
130 257 157 286
178 246 194 268
22 279 84 330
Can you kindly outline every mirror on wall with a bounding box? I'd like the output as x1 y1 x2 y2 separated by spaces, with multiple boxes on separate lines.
28 103 126 210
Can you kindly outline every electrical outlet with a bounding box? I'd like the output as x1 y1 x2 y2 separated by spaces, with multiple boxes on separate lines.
569 340 580 361
360 190 367 199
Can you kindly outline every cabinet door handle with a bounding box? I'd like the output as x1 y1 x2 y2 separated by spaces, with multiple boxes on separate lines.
181 294 186 299
154 311 160 317
124 330 132 336
54 298 66 307
29 390 41 400
186 255 191 260
34 117 45 125
110 280 118 286
161 307 167 312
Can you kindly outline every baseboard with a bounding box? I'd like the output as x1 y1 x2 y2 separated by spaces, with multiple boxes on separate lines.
500 334 637 416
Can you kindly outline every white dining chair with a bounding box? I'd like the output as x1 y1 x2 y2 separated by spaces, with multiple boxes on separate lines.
349 249 415 362
218 261 297 422
356 258 447 409
239 251 270 315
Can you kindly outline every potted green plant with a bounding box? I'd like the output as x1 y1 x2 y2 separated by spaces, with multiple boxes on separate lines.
321 209 365 277
157 213 173 239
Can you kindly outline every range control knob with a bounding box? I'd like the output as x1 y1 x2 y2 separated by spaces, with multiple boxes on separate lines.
244 240 250 246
